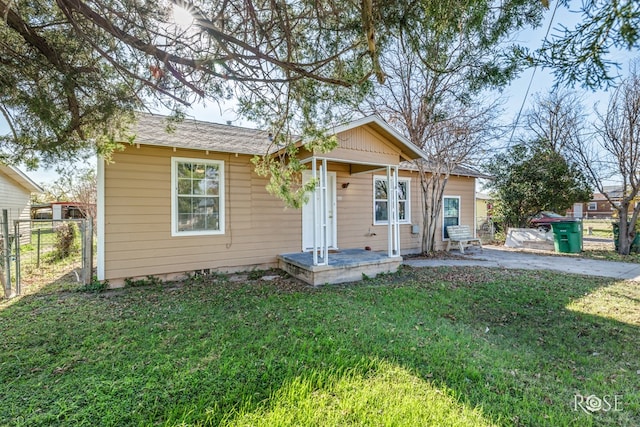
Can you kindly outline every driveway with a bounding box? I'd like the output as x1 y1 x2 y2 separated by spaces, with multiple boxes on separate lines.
403 245 640 281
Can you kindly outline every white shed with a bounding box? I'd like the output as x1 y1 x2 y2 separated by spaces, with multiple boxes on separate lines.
0 165 43 244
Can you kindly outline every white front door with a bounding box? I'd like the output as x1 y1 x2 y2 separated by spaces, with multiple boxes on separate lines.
573 203 583 218
302 171 337 251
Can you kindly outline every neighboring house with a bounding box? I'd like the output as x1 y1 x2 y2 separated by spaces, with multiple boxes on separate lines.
98 114 481 285
0 165 43 244
475 191 494 229
475 192 492 220
567 186 623 219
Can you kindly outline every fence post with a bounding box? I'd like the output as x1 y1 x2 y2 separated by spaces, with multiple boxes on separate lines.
14 221 21 296
2 209 11 298
36 228 41 268
82 218 94 285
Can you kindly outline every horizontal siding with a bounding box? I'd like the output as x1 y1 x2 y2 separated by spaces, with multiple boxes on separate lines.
0 172 33 243
104 146 301 281
440 176 476 249
103 144 477 281
335 168 422 253
337 127 400 155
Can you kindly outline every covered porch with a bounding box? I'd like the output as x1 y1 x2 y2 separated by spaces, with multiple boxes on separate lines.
279 154 403 286
276 116 426 286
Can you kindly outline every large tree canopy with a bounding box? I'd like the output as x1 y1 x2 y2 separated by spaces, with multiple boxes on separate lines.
0 0 553 166
1 0 392 165
484 143 592 228
538 0 640 89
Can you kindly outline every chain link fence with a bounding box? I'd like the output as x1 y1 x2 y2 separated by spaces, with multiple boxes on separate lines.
476 216 496 243
1 209 93 298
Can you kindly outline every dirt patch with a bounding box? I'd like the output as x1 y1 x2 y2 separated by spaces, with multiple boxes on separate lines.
403 251 471 260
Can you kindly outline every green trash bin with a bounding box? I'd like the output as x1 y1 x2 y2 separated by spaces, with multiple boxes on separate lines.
551 221 582 253
612 222 640 252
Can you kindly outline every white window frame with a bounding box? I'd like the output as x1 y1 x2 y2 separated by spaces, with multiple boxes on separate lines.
373 175 411 225
588 202 597 211
442 196 461 240
171 157 225 236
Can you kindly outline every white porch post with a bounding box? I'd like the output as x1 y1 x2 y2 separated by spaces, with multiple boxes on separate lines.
311 157 329 266
393 165 400 256
321 158 329 264
386 166 400 257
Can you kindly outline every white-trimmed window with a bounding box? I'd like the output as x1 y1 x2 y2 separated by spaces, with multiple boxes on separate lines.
373 176 410 224
443 196 460 239
172 157 224 236
588 202 597 211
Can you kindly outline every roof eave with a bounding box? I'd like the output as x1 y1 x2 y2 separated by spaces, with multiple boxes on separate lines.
0 165 43 193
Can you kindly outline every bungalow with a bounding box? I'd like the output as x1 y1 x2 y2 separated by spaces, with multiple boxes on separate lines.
97 114 480 286
0 164 43 245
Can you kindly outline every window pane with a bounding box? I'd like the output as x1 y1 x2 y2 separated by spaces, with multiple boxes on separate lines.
178 178 191 195
177 162 192 178
375 180 387 200
177 196 192 215
375 201 388 222
202 198 219 230
211 214 219 230
193 214 206 230
206 164 219 180
444 198 459 217
178 213 193 231
192 197 206 214
192 179 205 195
444 216 459 227
443 217 459 238
398 182 407 200
205 179 219 196
399 201 406 220
192 164 206 179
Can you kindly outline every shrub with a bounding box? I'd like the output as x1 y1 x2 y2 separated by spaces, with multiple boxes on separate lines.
52 222 79 260
77 277 108 293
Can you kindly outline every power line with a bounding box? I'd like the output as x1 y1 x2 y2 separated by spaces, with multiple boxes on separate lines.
507 0 562 145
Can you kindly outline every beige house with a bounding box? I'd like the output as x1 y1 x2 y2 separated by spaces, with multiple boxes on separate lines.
97 114 479 285
0 165 43 244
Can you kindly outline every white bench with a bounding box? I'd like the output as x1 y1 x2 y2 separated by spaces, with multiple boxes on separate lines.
446 225 482 254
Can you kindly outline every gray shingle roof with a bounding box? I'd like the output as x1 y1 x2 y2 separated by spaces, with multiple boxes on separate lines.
130 114 483 179
399 159 489 179
130 113 272 155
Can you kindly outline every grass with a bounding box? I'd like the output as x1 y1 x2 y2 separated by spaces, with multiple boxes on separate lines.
583 219 614 239
1 267 639 426
580 219 640 262
12 225 86 290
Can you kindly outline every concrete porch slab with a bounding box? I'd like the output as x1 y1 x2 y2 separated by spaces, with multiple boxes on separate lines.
278 249 402 286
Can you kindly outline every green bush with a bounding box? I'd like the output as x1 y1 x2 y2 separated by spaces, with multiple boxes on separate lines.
52 222 79 260
77 277 108 293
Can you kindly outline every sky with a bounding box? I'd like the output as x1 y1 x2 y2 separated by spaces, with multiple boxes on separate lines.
3 2 632 186
499 3 628 141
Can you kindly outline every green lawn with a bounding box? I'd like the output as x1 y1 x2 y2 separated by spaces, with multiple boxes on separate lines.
583 219 614 239
1 267 638 426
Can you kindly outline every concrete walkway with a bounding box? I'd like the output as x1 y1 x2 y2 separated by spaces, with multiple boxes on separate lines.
403 245 640 281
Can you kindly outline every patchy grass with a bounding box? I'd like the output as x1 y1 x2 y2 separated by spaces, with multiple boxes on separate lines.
580 248 640 263
583 220 614 239
0 267 638 426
